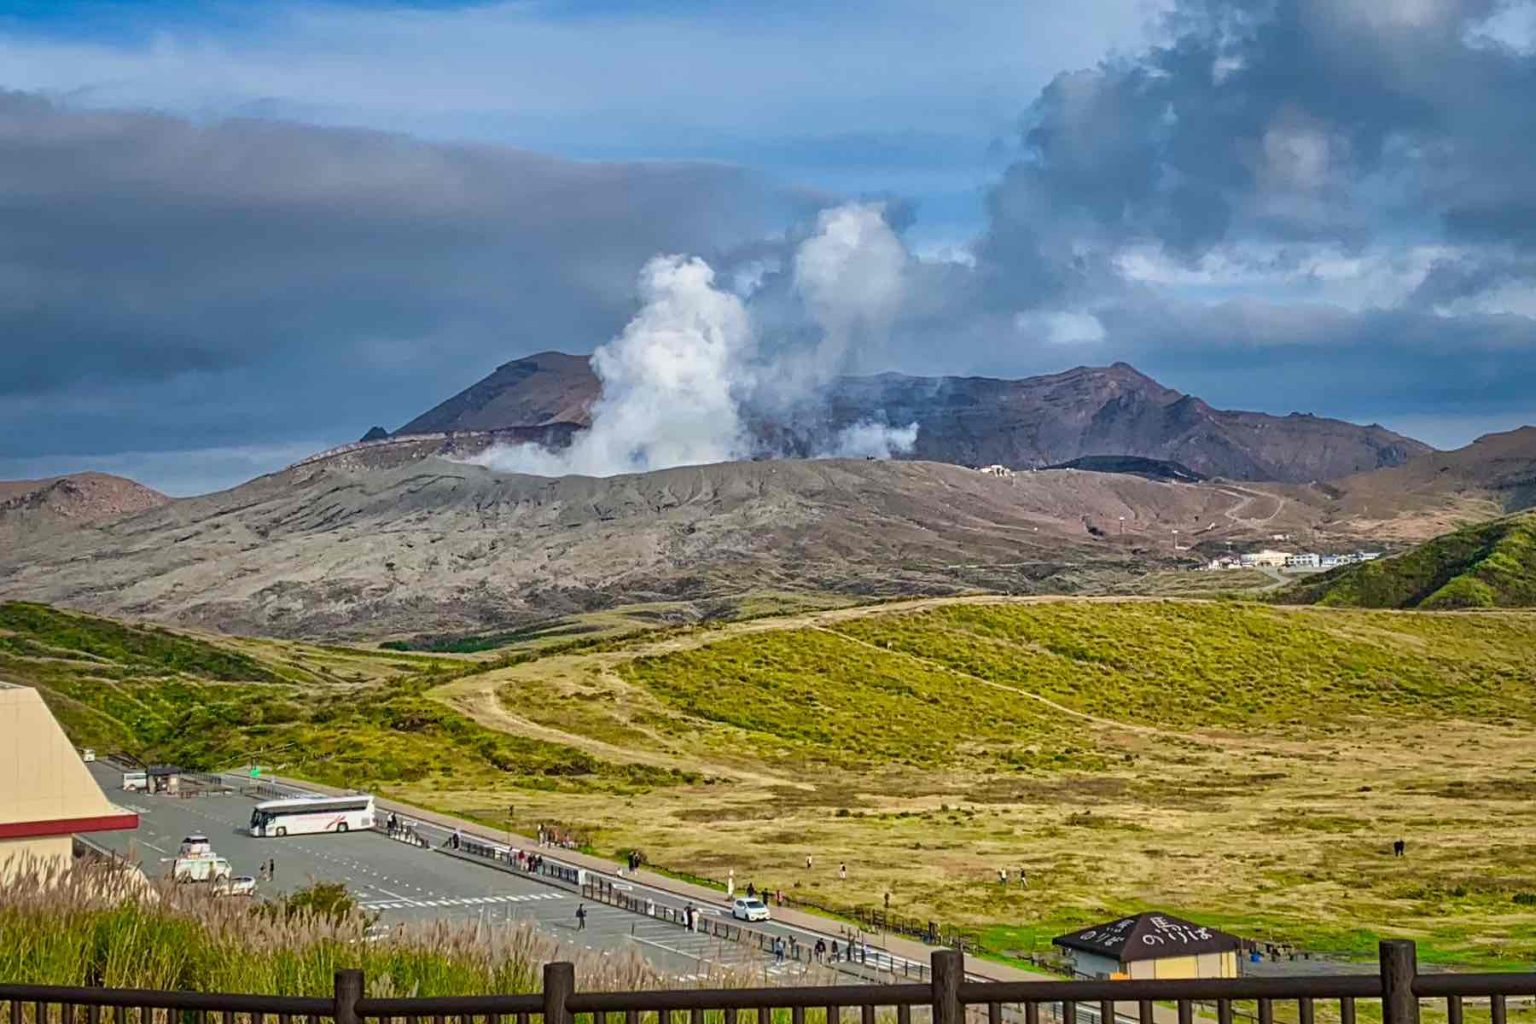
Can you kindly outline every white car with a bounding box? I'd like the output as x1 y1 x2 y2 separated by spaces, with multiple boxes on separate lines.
731 897 771 922
213 875 257 897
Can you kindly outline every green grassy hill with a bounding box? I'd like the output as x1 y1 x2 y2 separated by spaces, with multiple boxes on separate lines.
0 601 679 793
1279 511 1536 609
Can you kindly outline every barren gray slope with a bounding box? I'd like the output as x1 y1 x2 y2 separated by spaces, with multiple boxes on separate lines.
0 457 1297 638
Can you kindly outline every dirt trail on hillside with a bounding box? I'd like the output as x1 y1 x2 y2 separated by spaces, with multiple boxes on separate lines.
429 593 1191 773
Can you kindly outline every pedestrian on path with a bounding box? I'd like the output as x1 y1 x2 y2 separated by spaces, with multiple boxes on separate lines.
727 869 735 897
575 904 587 930
268 858 276 882
814 938 826 962
773 936 785 963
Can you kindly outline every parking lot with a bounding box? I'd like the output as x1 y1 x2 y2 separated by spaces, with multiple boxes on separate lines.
85 764 898 983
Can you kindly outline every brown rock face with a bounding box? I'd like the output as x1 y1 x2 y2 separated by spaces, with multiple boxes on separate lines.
397 351 597 435
389 353 1430 483
0 473 168 526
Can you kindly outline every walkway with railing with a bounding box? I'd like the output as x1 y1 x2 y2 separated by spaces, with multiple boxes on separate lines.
0 942 1524 1024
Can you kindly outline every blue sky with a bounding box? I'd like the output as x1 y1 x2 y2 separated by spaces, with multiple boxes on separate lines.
1 0 1535 493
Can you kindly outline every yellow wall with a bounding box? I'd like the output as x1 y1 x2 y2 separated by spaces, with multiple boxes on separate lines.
0 835 74 882
0 683 130 879
1125 951 1238 979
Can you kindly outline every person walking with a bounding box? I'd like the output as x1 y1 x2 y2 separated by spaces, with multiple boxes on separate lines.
774 936 785 963
805 854 813 871
830 940 840 962
746 881 756 899
814 937 826 962
838 862 847 881
1020 868 1028 888
997 868 1007 886
268 858 276 882
575 904 587 931
727 869 735 898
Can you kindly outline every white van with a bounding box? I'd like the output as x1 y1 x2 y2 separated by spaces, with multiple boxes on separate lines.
121 770 148 792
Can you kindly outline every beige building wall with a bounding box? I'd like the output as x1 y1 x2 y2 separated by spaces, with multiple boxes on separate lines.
0 835 74 883
1125 952 1238 980
0 682 136 878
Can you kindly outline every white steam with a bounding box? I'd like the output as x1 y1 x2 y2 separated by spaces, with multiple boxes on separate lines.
473 203 915 479
474 255 753 476
817 420 920 460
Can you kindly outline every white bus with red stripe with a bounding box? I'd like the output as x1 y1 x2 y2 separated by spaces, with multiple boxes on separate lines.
249 795 374 837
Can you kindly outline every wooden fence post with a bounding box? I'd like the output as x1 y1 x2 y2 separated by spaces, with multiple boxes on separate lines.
544 961 575 1024
932 950 963 1024
1380 940 1419 1024
333 969 363 1024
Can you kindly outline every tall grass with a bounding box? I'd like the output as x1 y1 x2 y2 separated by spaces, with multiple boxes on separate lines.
0 860 672 996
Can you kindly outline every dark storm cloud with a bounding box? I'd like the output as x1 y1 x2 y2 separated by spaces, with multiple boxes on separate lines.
0 91 804 450
902 0 1536 436
978 0 1536 267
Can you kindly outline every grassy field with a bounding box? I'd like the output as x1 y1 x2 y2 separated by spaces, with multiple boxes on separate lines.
0 601 682 795
11 596 1536 973
418 598 1536 970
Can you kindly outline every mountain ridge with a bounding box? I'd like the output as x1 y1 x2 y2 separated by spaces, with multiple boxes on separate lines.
390 352 1431 484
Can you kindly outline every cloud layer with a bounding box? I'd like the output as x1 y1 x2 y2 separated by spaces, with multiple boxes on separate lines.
5 0 1536 491
0 90 803 486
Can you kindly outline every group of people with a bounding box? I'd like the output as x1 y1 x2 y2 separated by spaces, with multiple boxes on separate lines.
811 937 867 963
995 867 1028 887
257 858 276 882
536 823 581 850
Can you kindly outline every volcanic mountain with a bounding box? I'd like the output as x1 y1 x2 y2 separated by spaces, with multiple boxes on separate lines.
0 455 1334 638
389 352 1430 483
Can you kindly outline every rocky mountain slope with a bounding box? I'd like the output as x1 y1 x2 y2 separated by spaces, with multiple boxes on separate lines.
391 352 1430 483
1279 510 1536 609
0 473 167 534
0 456 1330 638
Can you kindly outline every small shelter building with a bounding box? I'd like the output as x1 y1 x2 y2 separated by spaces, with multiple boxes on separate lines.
1054 913 1242 980
146 765 184 795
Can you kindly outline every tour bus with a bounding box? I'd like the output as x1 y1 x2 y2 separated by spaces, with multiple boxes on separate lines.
249 794 375 837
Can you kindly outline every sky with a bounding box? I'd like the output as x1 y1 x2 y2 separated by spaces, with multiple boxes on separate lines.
1 0 1534 494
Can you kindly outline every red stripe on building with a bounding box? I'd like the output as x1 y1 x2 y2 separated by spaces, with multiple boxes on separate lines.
0 812 139 839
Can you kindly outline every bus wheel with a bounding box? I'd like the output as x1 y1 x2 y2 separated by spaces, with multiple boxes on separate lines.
276 827 287 837
337 822 349 833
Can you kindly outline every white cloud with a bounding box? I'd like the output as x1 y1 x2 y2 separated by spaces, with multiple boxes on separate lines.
1014 310 1108 346
0 441 327 497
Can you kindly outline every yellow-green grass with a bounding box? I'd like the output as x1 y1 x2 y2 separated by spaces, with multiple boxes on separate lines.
417 599 1536 971
16 596 1536 972
0 601 682 795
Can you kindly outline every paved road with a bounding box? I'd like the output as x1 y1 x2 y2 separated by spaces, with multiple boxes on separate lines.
84 765 903 984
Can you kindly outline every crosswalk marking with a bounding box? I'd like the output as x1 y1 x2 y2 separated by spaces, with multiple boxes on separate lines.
359 891 568 910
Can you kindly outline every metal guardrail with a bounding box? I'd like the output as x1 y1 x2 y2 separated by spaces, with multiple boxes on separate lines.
0 943 1525 1024
439 833 926 983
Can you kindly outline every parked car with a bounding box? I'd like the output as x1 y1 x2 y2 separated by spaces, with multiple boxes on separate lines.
731 897 770 922
81 748 96 762
213 875 257 897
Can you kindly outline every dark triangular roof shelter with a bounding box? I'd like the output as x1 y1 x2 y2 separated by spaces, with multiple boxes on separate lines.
1053 913 1241 963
